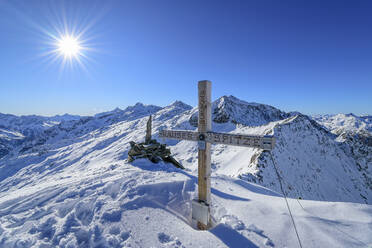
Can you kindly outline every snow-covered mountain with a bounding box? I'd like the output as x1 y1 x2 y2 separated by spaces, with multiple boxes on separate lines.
0 98 371 203
0 103 162 160
0 113 81 132
313 113 372 200
313 113 372 134
0 113 81 161
0 97 371 247
182 96 371 204
189 95 290 127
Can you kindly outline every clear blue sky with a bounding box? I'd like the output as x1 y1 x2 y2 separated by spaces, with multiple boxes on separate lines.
0 0 371 116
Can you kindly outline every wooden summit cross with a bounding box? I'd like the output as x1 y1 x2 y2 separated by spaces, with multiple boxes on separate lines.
159 80 275 230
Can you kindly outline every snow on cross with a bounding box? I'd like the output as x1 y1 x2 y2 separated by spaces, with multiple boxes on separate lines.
159 80 276 230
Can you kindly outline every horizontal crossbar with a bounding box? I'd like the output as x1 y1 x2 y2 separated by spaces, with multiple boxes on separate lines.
159 129 275 150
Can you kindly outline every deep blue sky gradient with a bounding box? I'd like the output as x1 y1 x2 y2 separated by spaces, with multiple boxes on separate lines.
0 0 371 116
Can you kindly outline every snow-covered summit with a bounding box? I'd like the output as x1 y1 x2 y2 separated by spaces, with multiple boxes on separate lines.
94 107 123 118
168 100 192 109
49 114 82 122
94 103 162 123
189 95 290 127
0 113 82 159
0 96 371 247
1 97 371 204
123 102 162 116
0 113 80 132
154 101 192 122
313 113 372 135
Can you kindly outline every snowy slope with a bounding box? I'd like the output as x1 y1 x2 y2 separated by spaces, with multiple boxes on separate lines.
0 113 80 160
313 113 372 135
0 103 162 160
0 98 371 247
0 113 81 133
170 97 372 204
313 113 372 201
1 158 371 247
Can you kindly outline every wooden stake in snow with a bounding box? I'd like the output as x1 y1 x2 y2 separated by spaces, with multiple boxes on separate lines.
145 115 152 144
159 80 275 230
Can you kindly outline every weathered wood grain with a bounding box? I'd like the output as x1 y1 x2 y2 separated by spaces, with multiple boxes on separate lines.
159 130 275 150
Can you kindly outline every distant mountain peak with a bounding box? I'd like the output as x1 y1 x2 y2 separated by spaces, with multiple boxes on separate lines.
94 108 123 118
313 112 372 135
134 102 145 107
216 95 267 107
217 95 255 106
168 100 192 110
188 95 290 127
153 100 192 121
124 102 162 113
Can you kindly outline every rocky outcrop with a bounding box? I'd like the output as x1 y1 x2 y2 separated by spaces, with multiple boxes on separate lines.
127 140 184 169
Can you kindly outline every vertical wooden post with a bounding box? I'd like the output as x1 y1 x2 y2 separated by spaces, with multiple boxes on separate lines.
197 80 212 230
145 115 152 144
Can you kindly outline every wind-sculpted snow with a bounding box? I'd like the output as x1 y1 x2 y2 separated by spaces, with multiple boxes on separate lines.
0 98 371 247
0 156 370 247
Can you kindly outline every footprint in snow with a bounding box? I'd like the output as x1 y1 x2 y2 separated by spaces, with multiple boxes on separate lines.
220 215 275 247
158 232 172 243
157 232 184 247
247 224 274 247
220 215 245 230
101 209 122 222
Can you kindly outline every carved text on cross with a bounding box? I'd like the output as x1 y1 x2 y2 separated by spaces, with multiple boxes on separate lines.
159 130 275 150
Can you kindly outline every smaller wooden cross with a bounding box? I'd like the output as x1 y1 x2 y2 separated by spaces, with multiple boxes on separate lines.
159 80 275 230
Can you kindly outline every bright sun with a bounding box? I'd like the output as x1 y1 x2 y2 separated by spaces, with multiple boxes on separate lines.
57 35 81 58
45 28 92 70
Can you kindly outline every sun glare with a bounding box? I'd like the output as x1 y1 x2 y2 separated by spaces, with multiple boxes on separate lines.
33 1 103 73
57 35 81 58
46 31 90 71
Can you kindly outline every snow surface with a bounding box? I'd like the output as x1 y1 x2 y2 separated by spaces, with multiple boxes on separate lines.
313 113 372 135
0 97 371 247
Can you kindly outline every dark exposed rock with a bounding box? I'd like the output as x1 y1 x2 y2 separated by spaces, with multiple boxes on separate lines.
127 139 184 169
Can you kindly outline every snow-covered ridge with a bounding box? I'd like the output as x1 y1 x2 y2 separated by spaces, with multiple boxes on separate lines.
312 113 372 201
0 98 371 203
94 103 162 122
0 97 371 247
313 113 372 135
0 113 81 130
255 114 370 202
189 95 290 127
